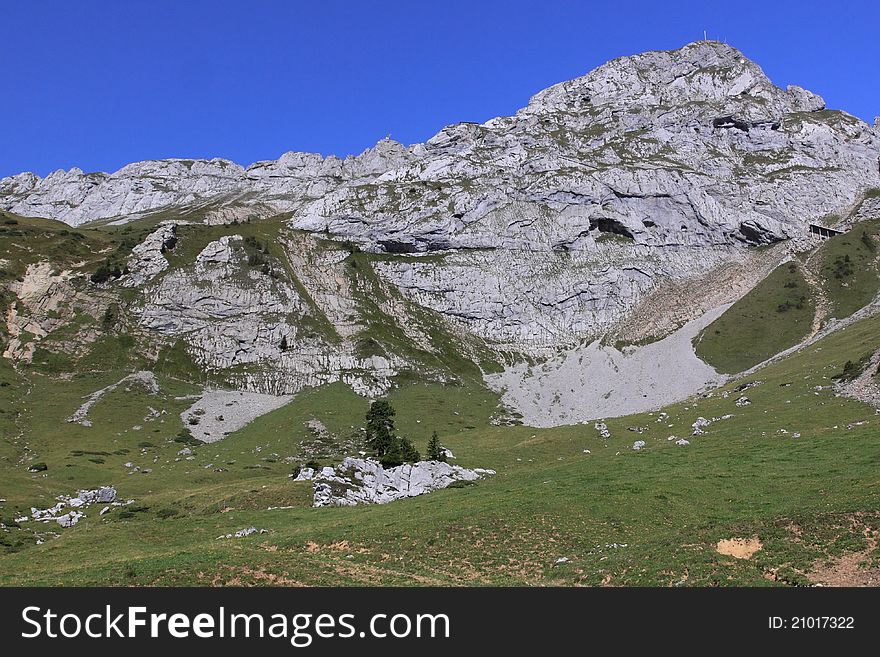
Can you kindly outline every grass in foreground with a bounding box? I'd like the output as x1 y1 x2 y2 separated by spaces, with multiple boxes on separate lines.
1 311 879 586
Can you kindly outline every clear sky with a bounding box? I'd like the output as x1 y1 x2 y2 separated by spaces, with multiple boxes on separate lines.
2 0 878 179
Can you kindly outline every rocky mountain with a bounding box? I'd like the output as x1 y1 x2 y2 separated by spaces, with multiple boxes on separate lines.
2 41 880 426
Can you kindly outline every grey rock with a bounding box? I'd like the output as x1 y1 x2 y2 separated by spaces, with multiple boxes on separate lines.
56 511 83 528
692 417 711 435
217 527 268 539
122 222 179 287
292 467 316 481
29 486 119 528
312 457 495 506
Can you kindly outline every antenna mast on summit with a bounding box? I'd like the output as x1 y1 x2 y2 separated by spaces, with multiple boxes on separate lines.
703 30 707 41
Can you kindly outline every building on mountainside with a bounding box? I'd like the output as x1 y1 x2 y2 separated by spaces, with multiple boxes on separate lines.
808 224 845 240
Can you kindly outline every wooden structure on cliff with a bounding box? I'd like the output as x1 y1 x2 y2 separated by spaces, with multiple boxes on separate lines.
808 223 845 239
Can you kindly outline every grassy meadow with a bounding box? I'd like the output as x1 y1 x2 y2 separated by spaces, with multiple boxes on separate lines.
1 312 878 586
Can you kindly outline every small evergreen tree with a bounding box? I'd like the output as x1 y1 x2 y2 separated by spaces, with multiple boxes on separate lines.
380 435 420 467
365 400 396 457
92 259 123 284
365 400 420 466
426 431 446 462
101 303 119 330
279 335 288 352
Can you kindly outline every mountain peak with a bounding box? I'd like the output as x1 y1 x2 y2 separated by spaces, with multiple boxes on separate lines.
524 41 824 119
2 42 872 230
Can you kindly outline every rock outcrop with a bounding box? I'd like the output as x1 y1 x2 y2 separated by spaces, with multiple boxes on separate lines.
122 222 179 288
307 457 495 506
28 486 119 528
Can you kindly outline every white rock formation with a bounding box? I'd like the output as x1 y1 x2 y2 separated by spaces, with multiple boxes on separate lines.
132 234 406 396
3 263 77 362
122 222 179 287
4 41 880 425
56 511 84 528
312 457 495 506
692 417 711 435
217 527 267 539
292 467 316 481
29 486 118 528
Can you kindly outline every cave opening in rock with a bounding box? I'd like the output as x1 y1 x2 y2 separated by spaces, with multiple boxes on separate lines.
712 116 751 131
590 217 634 239
379 240 419 254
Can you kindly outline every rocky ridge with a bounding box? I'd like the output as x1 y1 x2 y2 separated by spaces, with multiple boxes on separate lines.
3 42 880 424
4 43 877 250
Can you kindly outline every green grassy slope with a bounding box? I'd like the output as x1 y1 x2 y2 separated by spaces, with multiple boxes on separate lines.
696 204 880 375
0 210 156 281
694 262 814 374
1 310 878 586
818 219 880 320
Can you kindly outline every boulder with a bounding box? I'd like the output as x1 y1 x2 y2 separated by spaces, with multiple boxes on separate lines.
692 417 711 435
56 511 83 528
292 467 315 481
312 457 494 507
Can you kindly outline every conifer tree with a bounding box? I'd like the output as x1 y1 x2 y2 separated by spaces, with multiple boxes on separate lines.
427 431 446 462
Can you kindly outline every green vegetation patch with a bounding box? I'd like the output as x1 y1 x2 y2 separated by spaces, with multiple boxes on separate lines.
695 262 815 373
818 221 880 320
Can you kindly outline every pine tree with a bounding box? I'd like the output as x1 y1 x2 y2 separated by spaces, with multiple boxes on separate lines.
364 400 421 466
380 435 420 467
365 400 396 457
279 335 288 352
427 431 446 462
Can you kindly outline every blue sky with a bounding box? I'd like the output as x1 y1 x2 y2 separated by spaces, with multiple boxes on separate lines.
2 0 878 178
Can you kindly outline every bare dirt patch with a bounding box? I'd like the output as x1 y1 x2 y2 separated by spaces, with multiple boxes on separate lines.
716 536 763 559
808 521 879 587
809 552 880 587
198 565 306 586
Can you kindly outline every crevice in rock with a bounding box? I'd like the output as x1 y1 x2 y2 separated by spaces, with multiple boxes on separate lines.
589 217 634 239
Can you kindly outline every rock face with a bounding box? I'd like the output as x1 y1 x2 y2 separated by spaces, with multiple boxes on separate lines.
3 42 880 423
132 233 408 395
4 43 877 246
1 261 111 363
310 457 495 506
123 222 179 287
